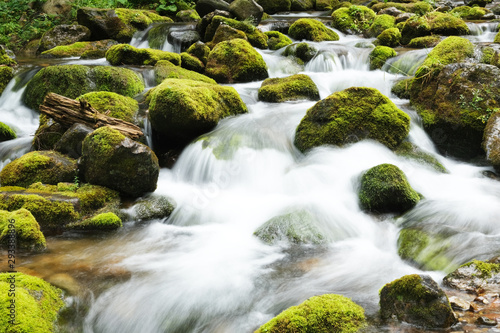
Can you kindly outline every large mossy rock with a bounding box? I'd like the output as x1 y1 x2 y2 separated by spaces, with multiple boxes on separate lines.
0 66 14 95
483 111 500 172
154 60 216 85
54 123 94 159
38 24 91 53
367 14 396 38
76 91 139 123
254 210 328 245
229 0 264 23
205 39 268 83
291 0 315 11
358 164 420 214
283 42 317 65
331 6 376 35
41 39 118 58
148 79 248 143
255 294 366 333
400 12 469 45
0 209 46 252
288 18 339 42
380 274 457 329
0 273 64 333
0 121 16 142
375 28 401 47
255 0 291 14
80 127 159 198
294 87 410 152
409 38 500 160
258 74 320 103
105 44 180 66
206 24 248 49
265 31 293 50
369 46 397 70
24 65 144 111
444 259 500 294
204 15 268 49
67 211 122 231
0 151 77 188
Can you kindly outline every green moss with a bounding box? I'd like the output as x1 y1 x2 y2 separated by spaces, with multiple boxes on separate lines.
400 12 469 45
391 78 412 99
481 46 495 64
368 14 396 38
82 126 125 157
294 87 410 152
288 18 340 42
186 42 210 65
67 212 122 230
331 6 376 34
375 28 401 47
207 25 248 49
450 6 486 19
0 47 17 66
0 151 77 188
205 16 268 49
205 39 268 83
155 60 216 85
40 40 117 58
176 9 200 22
461 260 500 279
0 208 46 251
369 45 397 70
398 229 429 261
0 66 14 95
264 31 293 50
358 163 420 214
407 35 441 48
0 121 16 142
180 52 205 73
255 294 366 333
0 273 64 333
394 141 447 172
92 66 145 98
258 74 320 103
76 91 139 123
115 8 172 30
494 31 500 43
105 43 181 66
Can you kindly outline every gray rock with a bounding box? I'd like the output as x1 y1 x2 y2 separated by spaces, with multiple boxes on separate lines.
196 0 231 18
379 7 403 17
54 123 94 159
229 0 263 24
38 25 91 53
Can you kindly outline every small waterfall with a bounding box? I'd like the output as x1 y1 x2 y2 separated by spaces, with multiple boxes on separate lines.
466 22 499 43
130 25 154 49
383 49 429 76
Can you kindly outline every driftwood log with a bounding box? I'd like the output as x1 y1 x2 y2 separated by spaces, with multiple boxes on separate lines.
39 93 144 139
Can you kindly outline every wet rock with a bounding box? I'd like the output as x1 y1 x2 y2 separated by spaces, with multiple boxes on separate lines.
258 74 320 103
207 24 248 49
204 15 267 49
175 9 200 22
476 316 497 326
196 0 230 18
464 0 492 8
291 0 315 11
444 259 500 294
186 41 211 65
283 42 317 65
155 60 215 85
288 18 339 42
394 141 447 172
380 274 457 329
395 12 414 24
38 24 91 53
229 0 263 24
255 0 291 14
42 0 72 17
106 44 180 66
449 296 472 311
196 10 232 43
40 39 118 58
132 195 176 221
264 31 292 50
331 5 376 35
0 121 16 142
52 124 92 159
168 30 200 52
482 111 500 173
400 12 469 45
47 273 81 295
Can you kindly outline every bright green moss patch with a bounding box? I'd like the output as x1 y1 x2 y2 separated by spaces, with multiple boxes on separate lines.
331 5 376 34
155 60 216 85
391 78 412 99
407 35 441 49
255 294 366 333
288 18 340 42
461 260 500 279
92 66 145 98
0 66 13 95
258 74 320 103
204 16 268 49
105 44 181 66
400 12 469 45
0 209 46 251
180 52 205 73
77 91 139 123
0 121 16 142
368 14 396 37
40 40 118 58
450 6 486 19
115 8 172 30
67 212 122 231
369 45 397 70
0 47 17 66
375 27 401 47
82 126 125 157
264 31 293 50
283 42 317 64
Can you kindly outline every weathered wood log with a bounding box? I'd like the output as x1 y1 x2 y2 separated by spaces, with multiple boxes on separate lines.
39 93 144 139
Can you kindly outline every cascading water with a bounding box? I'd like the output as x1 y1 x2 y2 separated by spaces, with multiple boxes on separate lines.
2 10 500 333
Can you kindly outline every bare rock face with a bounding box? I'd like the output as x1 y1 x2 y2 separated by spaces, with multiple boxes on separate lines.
38 25 91 53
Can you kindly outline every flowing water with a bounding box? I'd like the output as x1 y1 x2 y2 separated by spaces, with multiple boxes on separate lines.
1 14 500 333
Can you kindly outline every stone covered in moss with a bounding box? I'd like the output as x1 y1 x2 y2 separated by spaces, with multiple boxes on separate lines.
255 0 291 14
67 212 122 230
444 259 500 293
294 87 410 152
254 210 328 245
358 163 420 214
450 6 486 20
54 123 94 159
380 274 457 329
24 64 144 111
400 12 469 45
0 121 16 142
255 294 365 333
0 46 16 67
0 209 46 252
391 78 412 99
80 127 159 198
0 151 77 188
265 31 293 50
258 74 320 103
207 24 248 49
155 60 215 85
369 46 397 70
105 44 181 66
332 6 376 34
371 2 433 16
0 66 13 95
394 141 447 172
375 27 401 47
38 24 91 53
0 272 64 333
205 39 268 83
133 195 176 221
367 14 396 38
283 42 317 64
77 91 139 123
288 18 339 42
483 111 500 172
148 79 248 143
187 41 210 65
407 35 440 48
180 52 205 73
41 39 117 58
204 16 268 49
176 9 200 22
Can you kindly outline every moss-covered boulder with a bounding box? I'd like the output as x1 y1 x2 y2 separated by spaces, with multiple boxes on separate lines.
0 121 16 142
187 41 211 65
400 12 469 45
76 91 139 123
0 46 17 66
394 141 447 172
375 27 401 47
483 111 500 172
450 6 487 20
155 60 215 85
80 127 159 198
229 0 264 23
205 39 268 83
0 272 64 333
367 14 396 38
258 74 320 103
24 65 144 111
380 274 457 329
67 212 122 231
255 0 291 14
358 164 420 214
265 31 293 50
0 151 77 188
0 66 14 95
148 79 248 143
0 209 46 252
294 87 410 152
180 52 205 73
369 46 397 70
283 42 317 65
38 24 91 53
105 44 180 66
54 123 94 159
288 18 340 42
444 259 500 293
40 39 118 58
255 294 366 333
206 24 248 49
176 9 201 22
407 35 440 48
332 6 376 34
204 15 268 49
132 195 176 221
